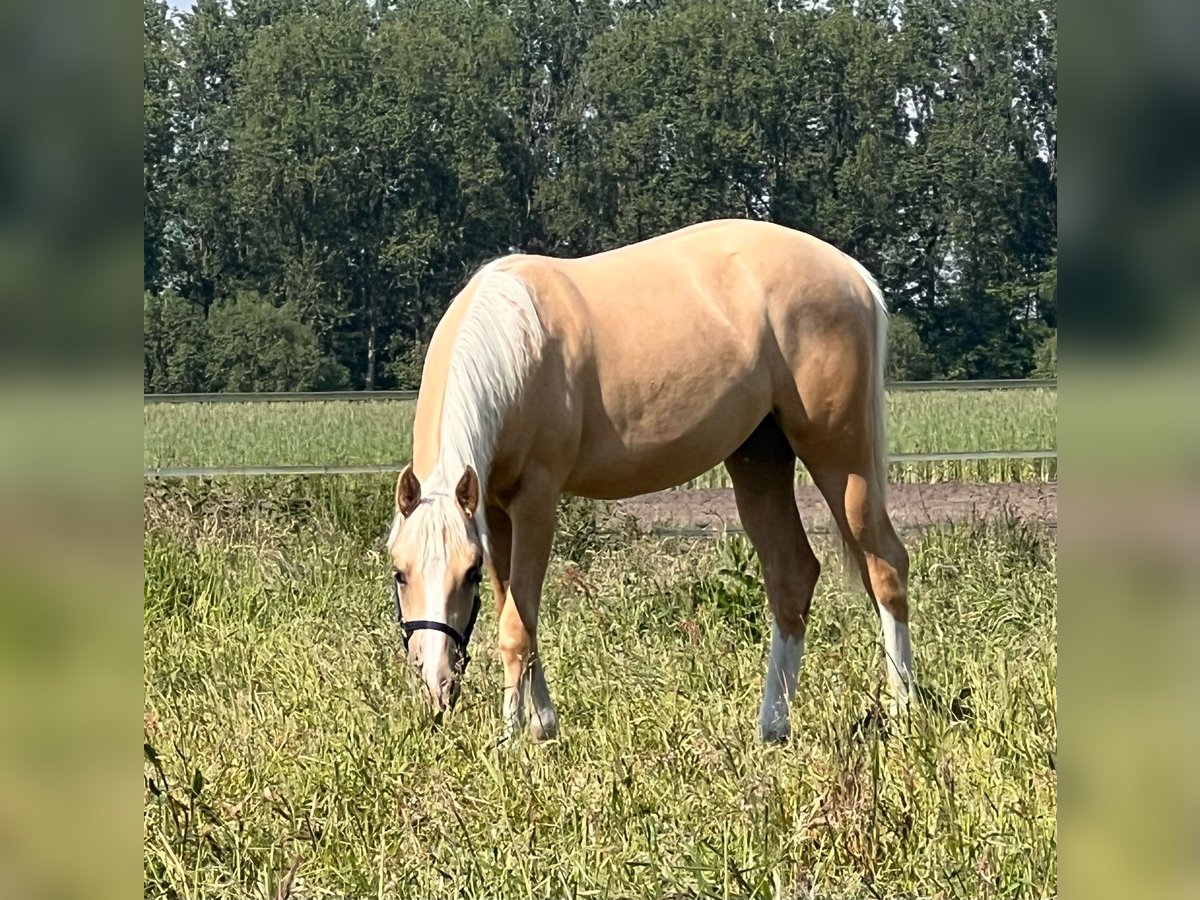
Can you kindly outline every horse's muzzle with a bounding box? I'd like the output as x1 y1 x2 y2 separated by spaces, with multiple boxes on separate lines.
420 673 460 714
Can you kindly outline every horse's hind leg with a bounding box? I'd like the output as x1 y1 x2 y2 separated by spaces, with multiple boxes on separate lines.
803 453 912 707
725 417 822 743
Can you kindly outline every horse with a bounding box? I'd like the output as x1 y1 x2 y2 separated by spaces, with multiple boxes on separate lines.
386 219 911 743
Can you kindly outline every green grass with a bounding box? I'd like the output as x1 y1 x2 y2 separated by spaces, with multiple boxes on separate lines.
144 388 1057 484
144 399 419 469
144 480 1056 899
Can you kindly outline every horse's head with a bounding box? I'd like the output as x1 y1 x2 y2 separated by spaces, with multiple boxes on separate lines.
387 464 484 714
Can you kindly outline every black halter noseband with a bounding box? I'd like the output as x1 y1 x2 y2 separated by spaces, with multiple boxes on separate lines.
392 575 482 672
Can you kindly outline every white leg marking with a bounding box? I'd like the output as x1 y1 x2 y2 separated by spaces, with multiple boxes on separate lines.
759 625 804 743
879 605 913 705
501 658 558 741
527 659 558 741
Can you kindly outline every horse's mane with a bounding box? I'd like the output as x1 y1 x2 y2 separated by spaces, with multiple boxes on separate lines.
393 262 543 555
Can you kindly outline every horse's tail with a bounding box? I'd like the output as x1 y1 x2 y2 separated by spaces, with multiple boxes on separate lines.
840 253 890 571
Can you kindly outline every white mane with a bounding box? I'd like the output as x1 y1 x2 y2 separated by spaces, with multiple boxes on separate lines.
388 263 543 555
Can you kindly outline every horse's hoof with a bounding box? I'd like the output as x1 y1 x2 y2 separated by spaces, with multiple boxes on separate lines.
528 707 558 742
759 719 791 745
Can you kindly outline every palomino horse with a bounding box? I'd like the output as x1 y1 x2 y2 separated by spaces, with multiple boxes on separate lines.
386 219 911 743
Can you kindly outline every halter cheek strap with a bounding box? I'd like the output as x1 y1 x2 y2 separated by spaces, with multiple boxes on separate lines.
392 577 482 671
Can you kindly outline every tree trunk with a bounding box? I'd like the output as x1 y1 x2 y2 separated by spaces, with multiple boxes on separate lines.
365 316 377 390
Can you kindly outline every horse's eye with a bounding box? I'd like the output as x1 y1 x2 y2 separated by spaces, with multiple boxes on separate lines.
394 570 407 587
466 564 482 586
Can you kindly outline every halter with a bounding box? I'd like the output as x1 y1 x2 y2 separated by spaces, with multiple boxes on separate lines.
390 490 484 671
392 573 482 672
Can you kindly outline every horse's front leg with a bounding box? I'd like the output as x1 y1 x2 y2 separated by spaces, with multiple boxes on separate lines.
498 485 558 742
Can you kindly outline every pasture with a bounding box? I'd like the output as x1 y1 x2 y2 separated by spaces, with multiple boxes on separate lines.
144 387 1057 485
143 478 1056 899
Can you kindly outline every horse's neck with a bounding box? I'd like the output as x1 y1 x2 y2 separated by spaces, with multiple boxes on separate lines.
424 264 542 498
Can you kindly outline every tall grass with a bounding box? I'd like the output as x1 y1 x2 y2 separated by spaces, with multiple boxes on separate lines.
144 400 418 469
144 389 1056 485
144 480 1056 899
884 389 1055 454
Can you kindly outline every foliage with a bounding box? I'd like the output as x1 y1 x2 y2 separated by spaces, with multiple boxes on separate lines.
885 314 939 381
144 479 1056 898
690 535 767 642
382 334 428 390
1032 328 1058 377
144 291 208 393
143 0 177 294
204 292 347 392
144 0 1056 387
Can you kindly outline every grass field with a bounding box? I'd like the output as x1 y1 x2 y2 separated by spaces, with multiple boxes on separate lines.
144 388 1057 484
143 480 1057 899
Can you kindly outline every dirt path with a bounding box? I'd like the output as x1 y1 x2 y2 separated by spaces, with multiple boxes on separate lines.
613 482 1057 535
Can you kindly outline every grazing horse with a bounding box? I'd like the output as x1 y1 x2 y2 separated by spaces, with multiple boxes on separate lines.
386 219 911 743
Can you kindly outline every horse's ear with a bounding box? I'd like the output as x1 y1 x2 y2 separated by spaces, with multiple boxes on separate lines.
396 465 422 518
456 466 479 518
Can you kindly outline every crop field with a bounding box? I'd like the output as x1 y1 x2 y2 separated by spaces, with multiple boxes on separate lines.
144 387 1057 485
143 479 1057 899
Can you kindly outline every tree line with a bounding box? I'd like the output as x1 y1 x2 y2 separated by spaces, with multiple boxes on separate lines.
143 0 1056 392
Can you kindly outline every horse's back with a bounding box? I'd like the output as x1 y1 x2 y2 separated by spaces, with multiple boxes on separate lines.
508 219 870 334
506 218 875 392
491 221 879 498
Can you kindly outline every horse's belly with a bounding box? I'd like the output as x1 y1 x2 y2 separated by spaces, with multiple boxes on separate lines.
565 389 769 500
